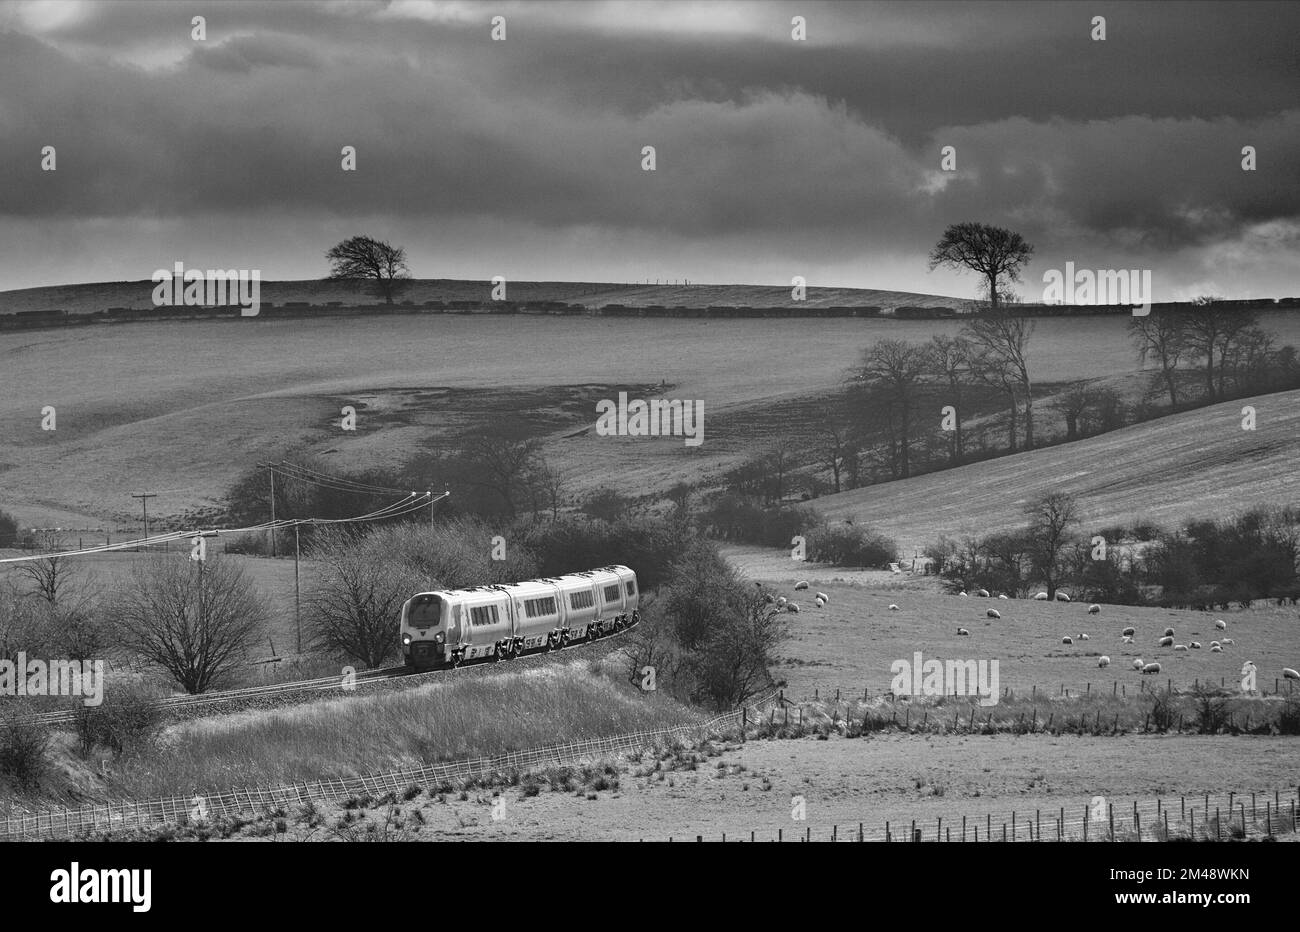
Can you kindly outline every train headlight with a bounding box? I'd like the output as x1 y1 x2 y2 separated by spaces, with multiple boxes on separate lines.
434 632 445 643
402 634 412 646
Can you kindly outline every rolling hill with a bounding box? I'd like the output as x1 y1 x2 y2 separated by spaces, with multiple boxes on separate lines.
814 389 1300 557
0 278 966 316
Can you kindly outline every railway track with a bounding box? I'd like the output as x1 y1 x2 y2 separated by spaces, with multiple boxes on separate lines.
20 620 638 727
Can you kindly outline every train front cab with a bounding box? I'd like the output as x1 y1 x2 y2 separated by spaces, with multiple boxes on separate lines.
402 592 448 670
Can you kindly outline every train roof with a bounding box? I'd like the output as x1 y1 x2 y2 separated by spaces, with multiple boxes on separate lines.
406 566 635 602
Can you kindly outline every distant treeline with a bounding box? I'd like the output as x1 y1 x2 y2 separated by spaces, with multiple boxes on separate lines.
5 296 1298 331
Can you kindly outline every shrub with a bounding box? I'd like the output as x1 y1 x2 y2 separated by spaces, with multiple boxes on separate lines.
74 683 165 758
0 716 52 791
806 523 896 567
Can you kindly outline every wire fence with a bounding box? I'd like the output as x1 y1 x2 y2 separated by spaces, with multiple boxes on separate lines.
0 689 781 841
649 787 1300 843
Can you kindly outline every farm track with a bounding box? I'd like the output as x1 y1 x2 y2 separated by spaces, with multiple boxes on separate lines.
23 622 637 728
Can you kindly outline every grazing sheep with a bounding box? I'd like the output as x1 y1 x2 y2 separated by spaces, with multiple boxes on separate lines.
976 589 990 598
794 581 809 591
777 596 788 606
1121 626 1135 637
1098 656 1111 668
986 609 1001 619
1284 668 1300 681
1174 644 1188 652
1055 592 1071 602
1190 641 1201 649
1159 636 1174 647
889 604 900 611
814 597 825 608
1033 592 1049 601
1142 662 1162 675
786 603 801 613
1222 638 1234 645
1088 604 1101 615
1211 645 1222 653
957 627 970 636
1210 640 1220 649
1079 633 1089 640
1061 636 1073 645
998 594 1009 600
959 590 968 597
1215 620 1226 630
1163 627 1175 637
816 592 829 604
1132 658 1145 671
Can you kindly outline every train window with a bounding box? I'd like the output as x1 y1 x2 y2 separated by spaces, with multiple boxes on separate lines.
526 597 558 618
569 590 594 610
626 580 636 596
409 596 441 627
604 585 621 602
470 605 500 626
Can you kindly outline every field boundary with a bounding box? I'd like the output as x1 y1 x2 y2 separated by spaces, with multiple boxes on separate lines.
0 689 781 840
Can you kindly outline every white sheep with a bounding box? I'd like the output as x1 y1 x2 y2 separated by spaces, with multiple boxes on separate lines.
1079 633 1090 640
1033 592 1049 601
889 604 900 611
1142 662 1162 674
1211 645 1222 653
1088 604 1101 615
1222 638 1234 645
1174 644 1188 652
1190 641 1201 649
1061 636 1073 645
1284 668 1300 681
1121 626 1135 637
786 603 801 613
1210 640 1220 649
1055 592 1071 602
976 589 990 598
1098 656 1111 668
794 581 809 591
1215 619 1226 630
816 592 829 604
998 594 1009 600
959 590 968 597
777 596 788 606
986 609 1001 619
957 627 970 636
1159 636 1174 647
814 597 825 608
1132 658 1145 671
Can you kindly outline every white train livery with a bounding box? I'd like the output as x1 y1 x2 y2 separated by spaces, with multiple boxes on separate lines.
400 565 640 670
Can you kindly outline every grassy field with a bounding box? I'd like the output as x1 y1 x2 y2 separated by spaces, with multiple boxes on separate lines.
722 577 1300 701
7 310 1300 529
813 387 1300 558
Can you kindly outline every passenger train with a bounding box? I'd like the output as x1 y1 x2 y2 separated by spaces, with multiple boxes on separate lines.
399 565 640 670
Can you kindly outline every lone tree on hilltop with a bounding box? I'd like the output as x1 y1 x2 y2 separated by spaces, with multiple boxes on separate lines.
325 235 411 305
929 222 1034 310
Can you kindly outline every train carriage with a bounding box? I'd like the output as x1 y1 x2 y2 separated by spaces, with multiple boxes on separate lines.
400 565 640 671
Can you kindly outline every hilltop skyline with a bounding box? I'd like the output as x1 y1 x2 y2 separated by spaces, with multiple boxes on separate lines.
1 0 1297 301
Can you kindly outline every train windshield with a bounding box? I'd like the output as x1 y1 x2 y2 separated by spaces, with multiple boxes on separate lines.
408 595 442 627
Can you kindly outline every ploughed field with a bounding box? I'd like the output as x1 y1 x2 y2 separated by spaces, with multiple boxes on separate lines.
6 311 1300 529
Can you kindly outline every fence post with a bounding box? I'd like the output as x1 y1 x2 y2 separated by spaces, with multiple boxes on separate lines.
1109 803 1115 841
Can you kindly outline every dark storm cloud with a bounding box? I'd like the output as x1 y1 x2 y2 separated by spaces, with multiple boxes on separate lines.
0 0 1296 293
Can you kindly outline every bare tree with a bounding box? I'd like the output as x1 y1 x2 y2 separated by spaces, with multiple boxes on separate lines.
1024 493 1079 599
1183 298 1260 401
853 340 929 478
927 334 972 465
305 529 424 669
963 308 1036 448
928 222 1034 310
325 235 412 305
815 408 852 493
14 556 72 605
1128 308 1187 408
460 433 547 519
969 349 1020 452
113 556 269 694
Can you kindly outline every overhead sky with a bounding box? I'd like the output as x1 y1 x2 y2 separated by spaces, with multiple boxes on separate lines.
0 0 1297 301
